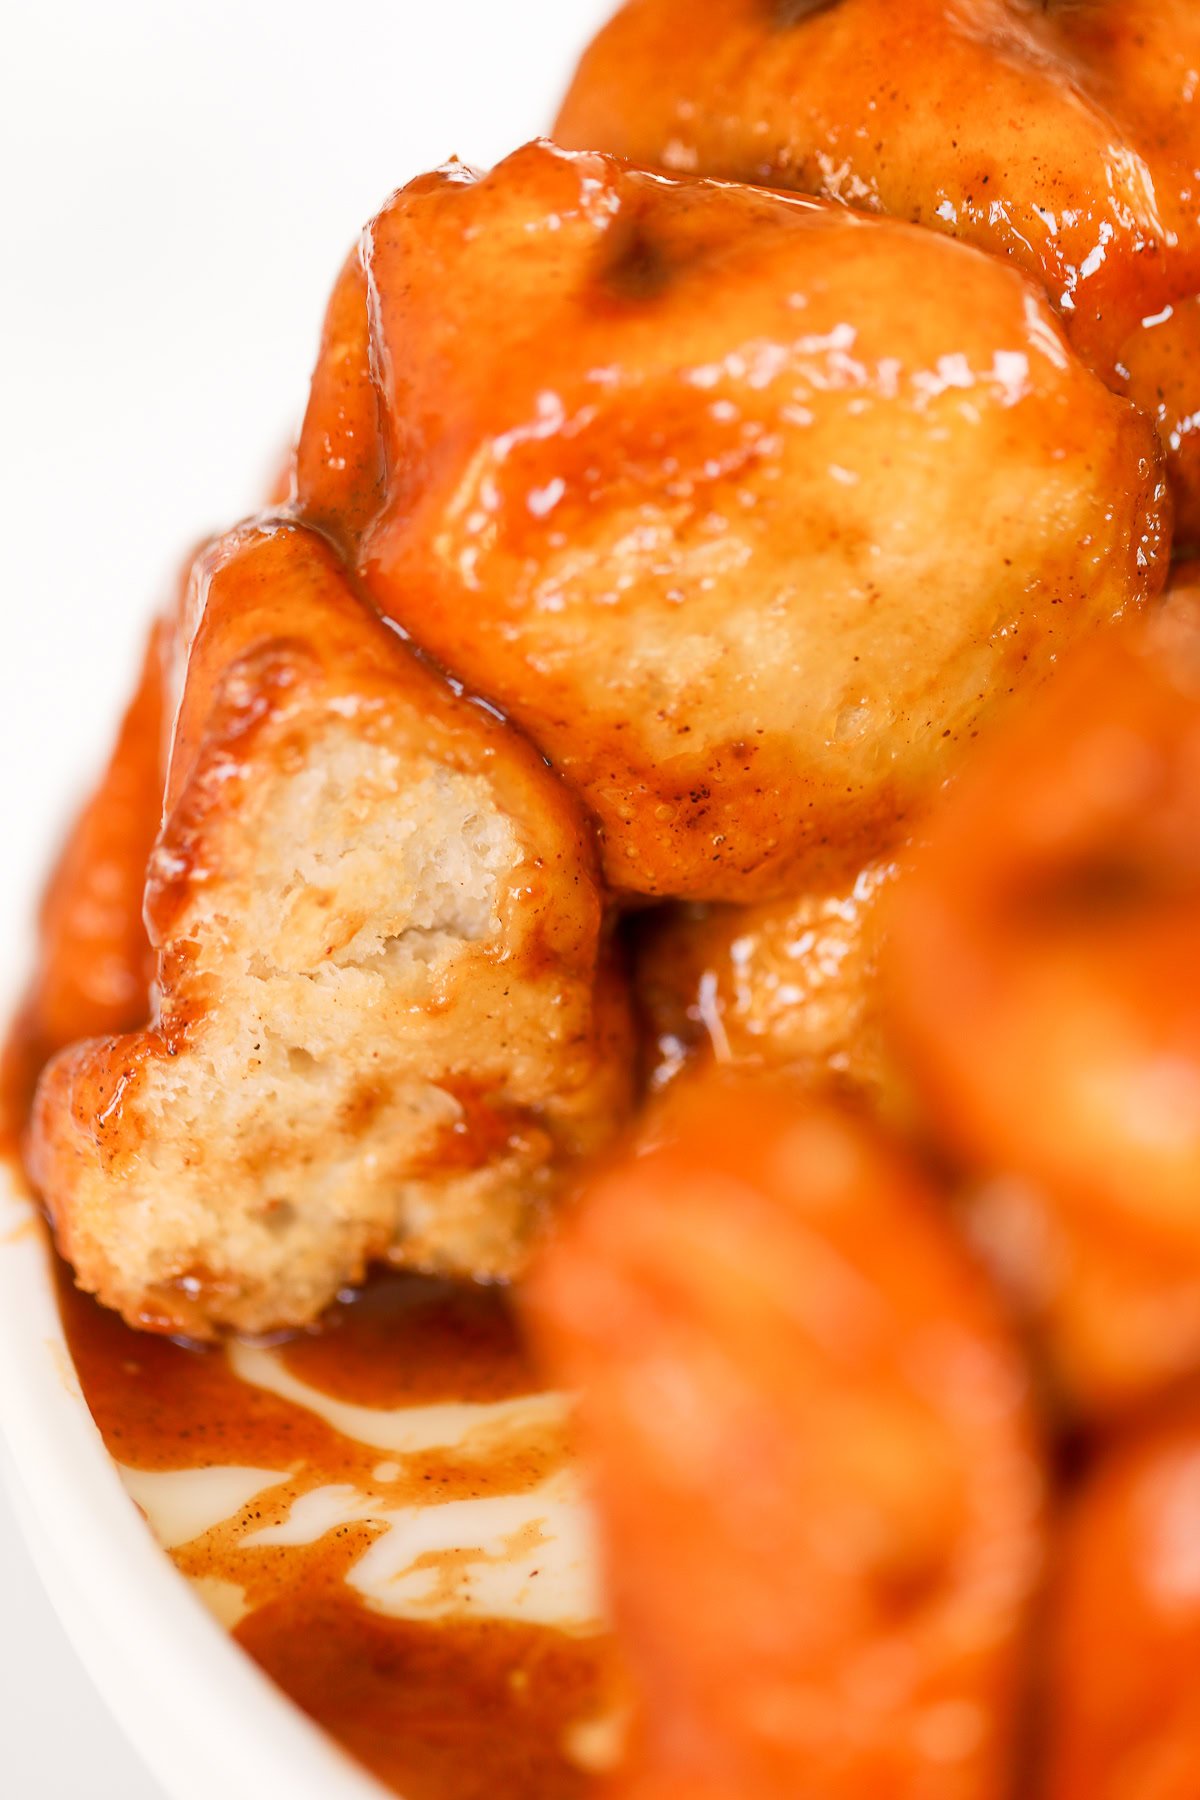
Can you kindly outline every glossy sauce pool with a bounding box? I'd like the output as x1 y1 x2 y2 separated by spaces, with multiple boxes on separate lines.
55 1262 621 1798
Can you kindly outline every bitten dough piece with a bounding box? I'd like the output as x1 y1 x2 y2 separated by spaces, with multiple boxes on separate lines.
557 0 1200 542
885 574 1200 1418
30 522 632 1338
1043 1389 1200 1799
300 139 1168 901
634 858 898 1105
527 1075 1044 1800
1 621 165 1137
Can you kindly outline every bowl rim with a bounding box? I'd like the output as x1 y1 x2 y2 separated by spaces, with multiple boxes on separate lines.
0 1161 390 1800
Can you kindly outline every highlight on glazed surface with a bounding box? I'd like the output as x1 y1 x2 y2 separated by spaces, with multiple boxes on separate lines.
8 2 1200 1794
557 0 1200 542
633 855 899 1106
326 140 1165 900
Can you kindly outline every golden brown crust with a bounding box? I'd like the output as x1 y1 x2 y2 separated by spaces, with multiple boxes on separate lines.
884 576 1200 1417
30 522 633 1337
526 1073 1044 1799
308 139 1166 901
633 858 899 1107
557 0 1200 535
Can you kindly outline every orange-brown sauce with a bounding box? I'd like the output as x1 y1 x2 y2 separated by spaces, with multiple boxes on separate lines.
54 1259 615 1798
61 1264 541 1464
238 1559 614 1800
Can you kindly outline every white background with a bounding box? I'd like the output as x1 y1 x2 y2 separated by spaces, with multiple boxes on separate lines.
0 2 611 1790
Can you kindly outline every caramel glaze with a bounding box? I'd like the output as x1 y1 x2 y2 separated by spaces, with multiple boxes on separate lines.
238 1567 612 1800
556 0 1200 541
55 1260 616 1799
0 620 165 1154
309 141 1166 904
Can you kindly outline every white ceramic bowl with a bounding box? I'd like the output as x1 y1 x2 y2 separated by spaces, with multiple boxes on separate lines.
0 1164 390 1800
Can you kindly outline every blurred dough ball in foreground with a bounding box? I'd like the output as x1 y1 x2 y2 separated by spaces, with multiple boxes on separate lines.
886 571 1200 1418
1044 1386 1200 1798
527 1072 1045 1800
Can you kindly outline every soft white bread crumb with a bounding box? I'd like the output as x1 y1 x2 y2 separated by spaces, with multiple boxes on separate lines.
31 525 631 1337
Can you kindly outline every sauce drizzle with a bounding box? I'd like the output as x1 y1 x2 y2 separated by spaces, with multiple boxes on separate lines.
55 1260 621 1798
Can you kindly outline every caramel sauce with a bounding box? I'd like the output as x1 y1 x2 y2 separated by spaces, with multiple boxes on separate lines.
53 1259 615 1797
237 1563 614 1800
407 1078 548 1181
279 1272 539 1408
58 1257 347 1473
